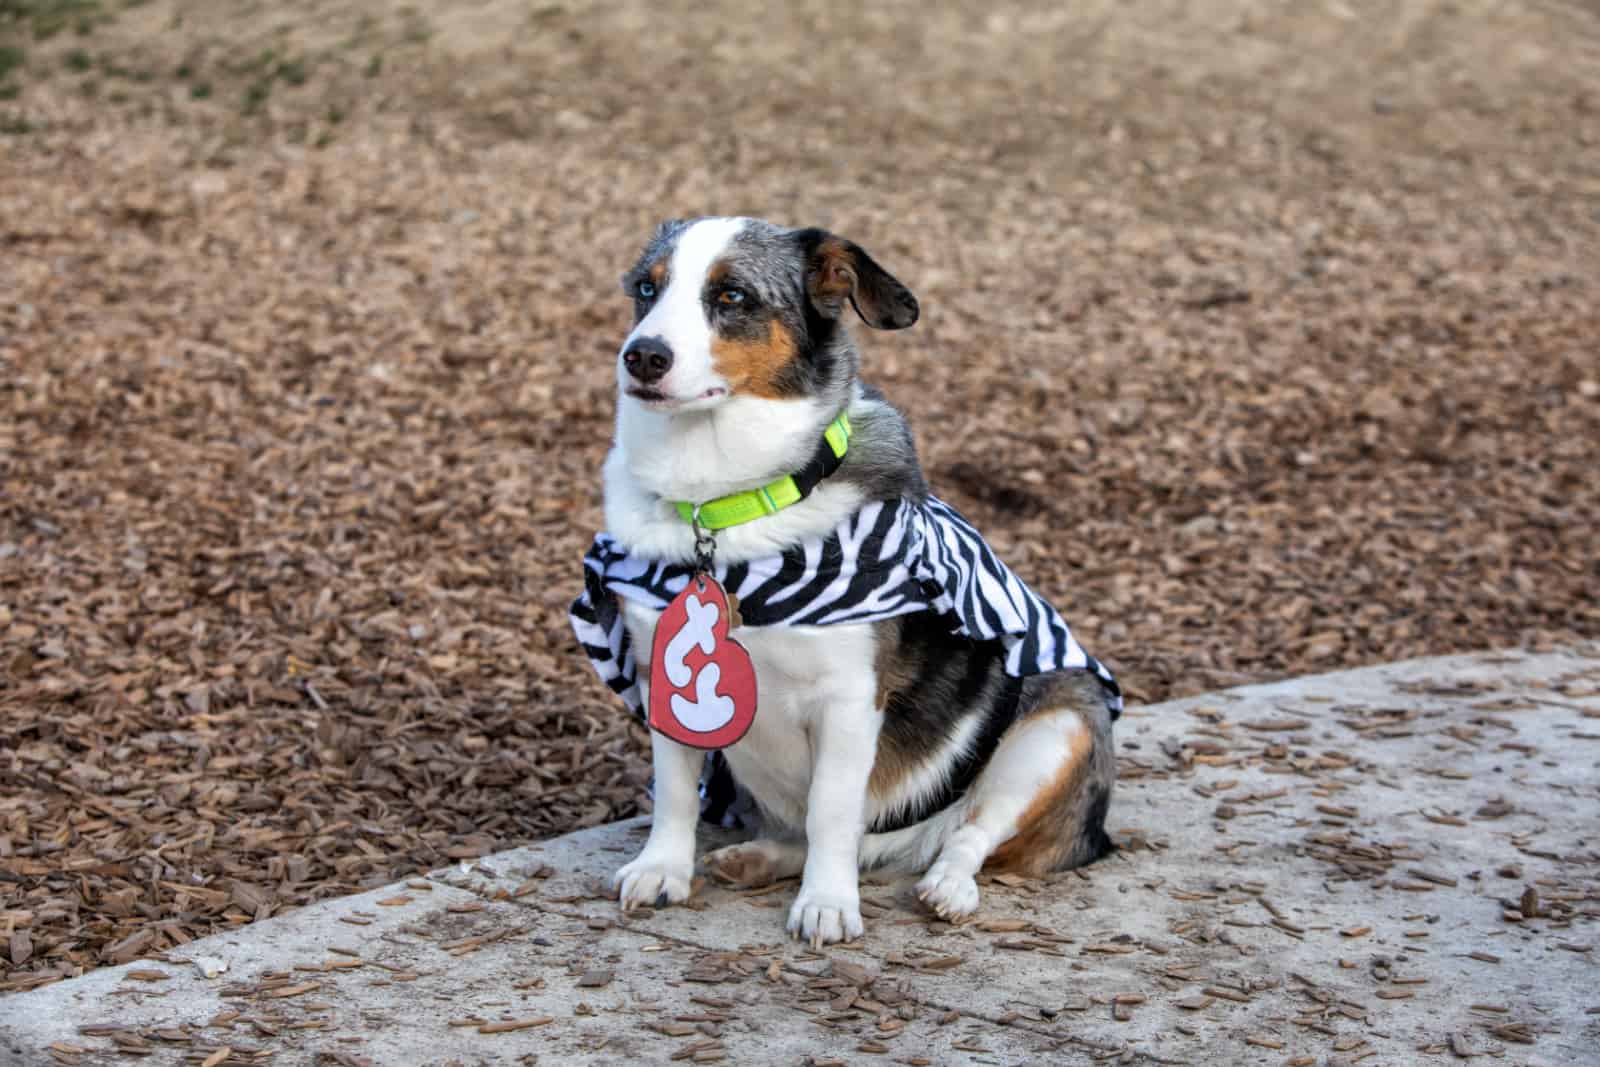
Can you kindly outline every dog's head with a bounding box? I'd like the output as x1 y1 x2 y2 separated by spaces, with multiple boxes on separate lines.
615 217 918 414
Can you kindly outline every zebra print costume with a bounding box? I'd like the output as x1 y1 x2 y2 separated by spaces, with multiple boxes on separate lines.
572 494 1120 712
571 495 1120 827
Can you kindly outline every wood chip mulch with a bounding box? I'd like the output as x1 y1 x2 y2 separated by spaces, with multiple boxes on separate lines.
2 0 1598 993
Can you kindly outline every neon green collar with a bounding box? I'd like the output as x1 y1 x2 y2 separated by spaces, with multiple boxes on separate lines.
673 413 852 531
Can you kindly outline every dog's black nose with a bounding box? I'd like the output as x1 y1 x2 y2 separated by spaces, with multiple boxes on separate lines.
622 336 674 384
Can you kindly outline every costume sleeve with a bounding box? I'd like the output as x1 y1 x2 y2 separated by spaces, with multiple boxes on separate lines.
569 539 644 717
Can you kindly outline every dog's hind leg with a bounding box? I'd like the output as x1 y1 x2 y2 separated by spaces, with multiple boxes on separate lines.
702 838 806 888
916 676 1114 920
705 808 962 888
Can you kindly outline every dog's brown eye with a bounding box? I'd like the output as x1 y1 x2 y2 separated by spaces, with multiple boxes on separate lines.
718 287 746 306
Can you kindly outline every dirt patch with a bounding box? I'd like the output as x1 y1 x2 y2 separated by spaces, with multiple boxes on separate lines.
3 0 1599 989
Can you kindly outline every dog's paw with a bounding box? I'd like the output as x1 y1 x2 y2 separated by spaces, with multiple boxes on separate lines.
786 886 864 948
915 862 980 920
702 841 796 888
613 853 693 913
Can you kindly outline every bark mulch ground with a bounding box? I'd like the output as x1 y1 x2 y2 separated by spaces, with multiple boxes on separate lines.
2 0 1597 992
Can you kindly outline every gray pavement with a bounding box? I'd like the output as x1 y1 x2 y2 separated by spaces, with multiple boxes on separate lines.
3 648 1598 1066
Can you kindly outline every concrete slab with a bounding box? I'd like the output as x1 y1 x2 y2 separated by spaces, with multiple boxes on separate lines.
4 649 1598 1066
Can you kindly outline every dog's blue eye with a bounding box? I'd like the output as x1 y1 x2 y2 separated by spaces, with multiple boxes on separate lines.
718 287 746 306
637 281 657 299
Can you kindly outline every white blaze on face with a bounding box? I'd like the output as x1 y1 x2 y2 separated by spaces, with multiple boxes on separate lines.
620 216 746 400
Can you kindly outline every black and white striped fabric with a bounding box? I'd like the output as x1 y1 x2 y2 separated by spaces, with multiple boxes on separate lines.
570 494 1122 721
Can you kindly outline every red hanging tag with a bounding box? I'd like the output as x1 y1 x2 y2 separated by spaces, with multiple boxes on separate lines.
648 574 758 750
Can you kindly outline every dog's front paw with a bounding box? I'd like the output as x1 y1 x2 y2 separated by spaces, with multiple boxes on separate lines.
786 885 864 948
915 862 980 920
613 853 693 913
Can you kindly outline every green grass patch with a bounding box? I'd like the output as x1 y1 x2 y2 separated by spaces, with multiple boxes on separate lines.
222 47 316 114
64 47 90 71
242 76 269 114
96 54 150 81
0 0 105 41
275 56 305 86
0 44 24 81
227 46 278 76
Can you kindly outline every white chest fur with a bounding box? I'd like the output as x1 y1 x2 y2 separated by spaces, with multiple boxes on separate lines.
620 598 878 832
605 384 888 841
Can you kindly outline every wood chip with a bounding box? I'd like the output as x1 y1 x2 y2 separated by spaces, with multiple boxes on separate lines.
919 956 964 971
261 981 320 999
124 970 171 983
478 1017 555 1034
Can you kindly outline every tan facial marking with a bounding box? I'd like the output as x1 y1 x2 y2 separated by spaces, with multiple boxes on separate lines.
710 317 800 399
648 258 669 287
983 715 1096 875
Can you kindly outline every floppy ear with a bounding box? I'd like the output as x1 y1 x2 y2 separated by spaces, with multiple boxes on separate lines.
796 228 920 330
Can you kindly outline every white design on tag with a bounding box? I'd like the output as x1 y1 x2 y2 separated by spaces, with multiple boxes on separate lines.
669 661 736 732
663 592 720 687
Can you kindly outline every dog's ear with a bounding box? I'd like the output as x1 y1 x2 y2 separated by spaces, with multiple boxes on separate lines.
796 228 919 331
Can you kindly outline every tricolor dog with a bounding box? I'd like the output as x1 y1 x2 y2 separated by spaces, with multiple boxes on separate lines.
571 217 1121 947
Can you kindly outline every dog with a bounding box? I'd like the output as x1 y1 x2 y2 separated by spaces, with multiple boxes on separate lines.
573 216 1120 947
